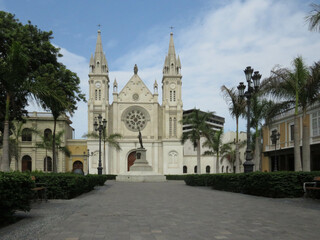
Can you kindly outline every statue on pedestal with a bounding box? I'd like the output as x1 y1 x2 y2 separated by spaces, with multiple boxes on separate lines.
138 127 144 149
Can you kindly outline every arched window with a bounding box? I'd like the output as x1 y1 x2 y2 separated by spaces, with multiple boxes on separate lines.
173 90 176 101
194 166 197 173
183 166 187 173
221 166 224 173
22 128 32 141
44 129 52 141
170 90 173 101
95 89 98 100
206 165 210 173
226 166 229 173
44 156 52 172
22 155 32 172
173 117 177 136
98 89 101 100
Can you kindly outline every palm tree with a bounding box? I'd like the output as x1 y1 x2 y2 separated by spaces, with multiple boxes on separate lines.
1 42 29 172
203 128 224 173
180 109 213 174
36 130 70 171
221 85 246 173
264 57 320 171
9 121 24 170
82 129 122 174
306 3 320 32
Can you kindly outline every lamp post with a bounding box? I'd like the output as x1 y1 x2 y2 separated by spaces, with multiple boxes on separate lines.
271 129 280 172
85 149 93 175
94 114 107 175
237 66 262 173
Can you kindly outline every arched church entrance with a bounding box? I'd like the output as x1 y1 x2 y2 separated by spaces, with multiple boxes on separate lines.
73 161 83 174
22 155 32 172
127 151 136 171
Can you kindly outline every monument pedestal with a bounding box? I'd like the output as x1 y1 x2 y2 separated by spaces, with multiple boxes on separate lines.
116 148 166 182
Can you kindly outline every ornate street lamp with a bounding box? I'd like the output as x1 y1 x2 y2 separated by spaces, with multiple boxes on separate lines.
85 149 93 175
237 66 262 173
94 114 107 175
271 129 280 172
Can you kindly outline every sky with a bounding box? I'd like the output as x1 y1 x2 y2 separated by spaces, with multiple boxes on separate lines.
1 0 320 139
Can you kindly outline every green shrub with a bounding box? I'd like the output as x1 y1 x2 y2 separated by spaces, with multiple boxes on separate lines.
165 175 187 180
0 172 34 219
29 172 109 199
184 171 320 198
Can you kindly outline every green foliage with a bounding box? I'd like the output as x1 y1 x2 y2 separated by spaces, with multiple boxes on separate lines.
165 175 187 180
29 172 108 199
184 171 320 198
0 172 34 220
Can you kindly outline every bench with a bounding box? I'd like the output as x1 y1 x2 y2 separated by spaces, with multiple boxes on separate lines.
31 176 47 202
303 176 320 197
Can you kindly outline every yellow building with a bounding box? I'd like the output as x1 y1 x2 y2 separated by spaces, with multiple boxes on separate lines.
262 103 320 172
8 112 88 173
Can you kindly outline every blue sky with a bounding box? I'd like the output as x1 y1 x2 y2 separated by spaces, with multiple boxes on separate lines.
1 0 320 139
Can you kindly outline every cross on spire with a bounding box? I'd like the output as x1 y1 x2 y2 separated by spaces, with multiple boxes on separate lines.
97 24 102 30
169 26 174 31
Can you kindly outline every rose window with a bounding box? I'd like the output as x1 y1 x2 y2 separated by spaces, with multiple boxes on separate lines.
125 109 146 131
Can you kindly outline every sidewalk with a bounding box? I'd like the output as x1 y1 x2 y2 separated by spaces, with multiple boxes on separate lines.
1 180 320 240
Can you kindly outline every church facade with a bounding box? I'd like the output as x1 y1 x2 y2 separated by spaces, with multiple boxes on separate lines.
87 31 184 175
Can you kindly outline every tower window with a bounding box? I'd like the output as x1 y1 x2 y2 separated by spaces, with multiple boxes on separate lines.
173 117 176 136
173 91 176 101
170 91 172 101
95 89 97 100
169 117 172 136
98 89 101 100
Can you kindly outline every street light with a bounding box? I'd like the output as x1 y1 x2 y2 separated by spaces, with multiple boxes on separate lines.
94 114 107 175
270 129 280 172
237 66 262 173
85 149 93 175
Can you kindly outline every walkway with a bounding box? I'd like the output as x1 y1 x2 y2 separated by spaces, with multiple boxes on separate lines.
1 180 320 240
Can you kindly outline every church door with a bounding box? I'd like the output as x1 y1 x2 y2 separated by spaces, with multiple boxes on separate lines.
73 161 83 174
127 151 136 171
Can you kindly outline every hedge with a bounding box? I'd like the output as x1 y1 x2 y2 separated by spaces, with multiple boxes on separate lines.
0 172 34 220
0 172 109 220
30 172 109 199
165 175 187 180
184 171 320 198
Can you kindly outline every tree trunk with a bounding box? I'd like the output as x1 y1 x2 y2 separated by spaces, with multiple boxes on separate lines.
235 117 240 173
103 140 106 174
254 127 261 172
52 118 57 173
216 152 219 173
302 110 310 171
197 139 201 174
294 115 302 171
1 93 11 172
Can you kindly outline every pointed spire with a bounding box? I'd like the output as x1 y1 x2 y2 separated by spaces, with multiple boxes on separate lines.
154 79 158 94
113 78 118 92
168 32 176 59
163 32 181 76
91 30 108 74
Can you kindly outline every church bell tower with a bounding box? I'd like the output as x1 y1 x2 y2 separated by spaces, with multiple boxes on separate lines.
88 30 110 134
162 32 183 139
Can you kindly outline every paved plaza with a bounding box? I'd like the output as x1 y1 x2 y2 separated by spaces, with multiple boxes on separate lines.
1 180 320 240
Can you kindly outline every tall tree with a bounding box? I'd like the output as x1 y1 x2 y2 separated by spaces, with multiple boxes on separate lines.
180 109 213 174
264 57 320 171
203 128 224 173
221 85 246 173
306 3 320 32
36 63 86 172
82 130 122 174
0 12 61 171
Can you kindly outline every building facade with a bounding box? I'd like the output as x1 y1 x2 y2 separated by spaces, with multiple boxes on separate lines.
262 103 320 172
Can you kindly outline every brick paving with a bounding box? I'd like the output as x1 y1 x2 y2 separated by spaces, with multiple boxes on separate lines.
1 180 320 240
